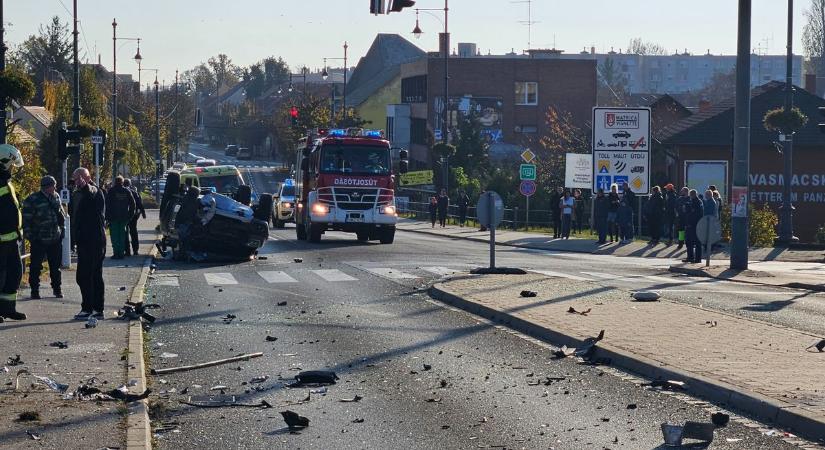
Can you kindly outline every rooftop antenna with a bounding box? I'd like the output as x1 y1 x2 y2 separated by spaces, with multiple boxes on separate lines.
512 0 539 50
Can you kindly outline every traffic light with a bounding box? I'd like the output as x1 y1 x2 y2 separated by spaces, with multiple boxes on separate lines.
57 122 82 160
370 0 385 14
93 130 107 164
818 107 825 134
388 0 415 12
290 106 299 127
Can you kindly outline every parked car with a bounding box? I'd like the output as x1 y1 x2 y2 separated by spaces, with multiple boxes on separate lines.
236 147 252 160
272 179 297 228
225 144 239 156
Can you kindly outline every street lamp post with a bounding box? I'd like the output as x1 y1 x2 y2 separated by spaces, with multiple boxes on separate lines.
731 0 752 270
112 19 141 182
321 41 349 121
778 0 798 243
412 1 450 191
138 68 159 197
0 0 7 144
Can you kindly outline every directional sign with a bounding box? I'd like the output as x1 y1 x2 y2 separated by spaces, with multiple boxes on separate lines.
91 135 103 145
519 180 536 197
477 191 504 228
520 149 536 163
592 107 651 194
519 164 536 181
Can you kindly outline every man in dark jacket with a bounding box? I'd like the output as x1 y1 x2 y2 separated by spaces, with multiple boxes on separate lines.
123 179 146 256
456 190 470 227
549 186 563 238
663 184 678 246
675 187 691 250
105 176 135 259
71 168 107 320
436 188 449 228
621 182 636 238
22 175 65 299
684 189 704 264
593 189 609 244
646 186 665 245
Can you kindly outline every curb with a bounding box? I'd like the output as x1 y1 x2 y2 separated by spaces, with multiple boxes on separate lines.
668 265 825 293
126 245 158 450
429 283 825 443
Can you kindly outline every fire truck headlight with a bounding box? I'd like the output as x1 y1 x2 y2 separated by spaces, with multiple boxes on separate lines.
311 203 329 215
282 202 292 209
381 205 396 215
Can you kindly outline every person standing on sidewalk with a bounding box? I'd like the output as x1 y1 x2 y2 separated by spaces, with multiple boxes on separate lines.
105 176 135 259
123 179 145 256
676 187 691 250
0 144 27 322
663 184 677 246
617 199 634 244
593 188 609 244
437 188 449 228
456 190 470 227
646 186 665 245
684 189 704 263
621 182 636 238
550 186 563 239
607 184 620 243
429 196 438 228
572 189 585 234
22 175 65 299
71 168 107 320
560 190 575 239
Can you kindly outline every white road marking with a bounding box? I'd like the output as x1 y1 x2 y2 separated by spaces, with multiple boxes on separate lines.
659 289 790 296
532 270 593 281
423 266 464 276
258 271 298 283
151 276 179 287
580 271 615 280
366 267 419 279
643 275 693 284
313 269 357 282
204 272 238 285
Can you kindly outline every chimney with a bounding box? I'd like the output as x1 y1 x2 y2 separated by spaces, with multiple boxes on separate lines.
591 46 596 55
805 73 817 95
698 99 712 113
98 54 102 65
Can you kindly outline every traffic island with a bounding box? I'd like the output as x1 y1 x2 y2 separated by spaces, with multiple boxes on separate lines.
669 263 825 292
429 272 825 443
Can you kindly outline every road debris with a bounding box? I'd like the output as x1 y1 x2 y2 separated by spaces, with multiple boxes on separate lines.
293 258 303 263
352 418 364 423
646 379 686 391
182 395 272 409
117 301 160 322
806 339 825 353
276 301 288 306
626 403 637 409
567 307 591 316
85 317 98 328
151 352 263 375
292 370 338 386
222 314 237 324
26 430 41 441
7 354 23 366
552 346 575 359
681 421 715 442
48 341 69 349
705 321 718 328
250 376 269 384
210 385 229 391
339 395 363 402
309 387 327 394
632 291 661 301
281 410 309 429
661 423 683 446
266 335 278 342
711 412 730 427
159 352 179 359
423 364 432 371
519 290 537 298
573 330 605 358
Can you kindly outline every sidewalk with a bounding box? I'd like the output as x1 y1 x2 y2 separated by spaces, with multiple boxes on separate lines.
0 211 159 450
431 272 825 443
397 218 825 263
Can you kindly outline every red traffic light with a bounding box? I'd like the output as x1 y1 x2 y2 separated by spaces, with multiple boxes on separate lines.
290 106 299 118
388 0 415 12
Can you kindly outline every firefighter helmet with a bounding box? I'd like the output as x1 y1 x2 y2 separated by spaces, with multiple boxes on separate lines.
0 144 24 171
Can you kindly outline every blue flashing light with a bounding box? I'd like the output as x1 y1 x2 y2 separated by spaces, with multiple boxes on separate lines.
363 130 384 138
284 178 295 186
328 129 348 137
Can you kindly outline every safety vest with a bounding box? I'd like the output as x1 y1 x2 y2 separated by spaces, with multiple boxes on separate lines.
0 183 21 242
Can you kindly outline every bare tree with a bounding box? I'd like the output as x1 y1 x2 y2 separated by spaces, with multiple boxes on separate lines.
803 0 825 81
627 38 668 56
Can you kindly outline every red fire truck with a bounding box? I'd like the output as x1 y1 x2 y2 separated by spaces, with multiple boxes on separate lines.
294 128 408 243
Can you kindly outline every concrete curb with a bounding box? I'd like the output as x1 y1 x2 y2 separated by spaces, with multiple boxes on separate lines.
429 283 825 443
126 245 158 450
668 265 825 293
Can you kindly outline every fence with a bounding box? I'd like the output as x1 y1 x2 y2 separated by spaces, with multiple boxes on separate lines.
399 201 593 232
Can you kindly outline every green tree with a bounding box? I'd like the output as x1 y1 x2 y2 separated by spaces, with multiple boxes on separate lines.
263 57 290 88
243 63 266 100
627 38 668 55
16 16 72 102
182 63 217 96
452 111 488 178
208 54 240 94
803 0 825 78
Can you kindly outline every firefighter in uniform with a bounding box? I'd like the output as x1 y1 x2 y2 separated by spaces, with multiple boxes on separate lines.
0 144 27 322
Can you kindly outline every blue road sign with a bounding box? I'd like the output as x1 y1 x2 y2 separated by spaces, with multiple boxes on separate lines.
596 175 611 192
613 175 628 191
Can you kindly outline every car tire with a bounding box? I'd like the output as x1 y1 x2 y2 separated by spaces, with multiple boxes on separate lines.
356 232 369 242
296 212 307 240
235 185 252 205
379 228 395 244
308 222 322 243
255 193 274 222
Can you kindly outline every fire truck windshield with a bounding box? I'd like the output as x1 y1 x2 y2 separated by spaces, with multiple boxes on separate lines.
320 146 390 176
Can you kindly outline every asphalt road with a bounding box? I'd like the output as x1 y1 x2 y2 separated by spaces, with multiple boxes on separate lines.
143 225 815 449
186 142 290 196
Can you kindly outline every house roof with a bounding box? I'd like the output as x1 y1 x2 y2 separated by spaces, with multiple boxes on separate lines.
345 34 425 107
11 127 38 145
659 81 825 147
19 106 53 129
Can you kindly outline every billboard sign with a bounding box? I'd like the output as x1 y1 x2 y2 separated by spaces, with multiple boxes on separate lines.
592 107 651 194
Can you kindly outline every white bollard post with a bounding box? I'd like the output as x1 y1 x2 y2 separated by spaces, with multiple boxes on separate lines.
60 187 72 269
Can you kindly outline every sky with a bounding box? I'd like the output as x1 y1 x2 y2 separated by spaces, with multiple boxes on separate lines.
4 0 812 86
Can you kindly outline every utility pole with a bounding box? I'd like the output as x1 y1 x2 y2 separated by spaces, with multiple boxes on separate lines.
778 0 798 243
112 19 117 179
731 0 752 270
173 69 179 167
154 75 160 201
69 0 81 189
343 42 348 118
0 0 7 144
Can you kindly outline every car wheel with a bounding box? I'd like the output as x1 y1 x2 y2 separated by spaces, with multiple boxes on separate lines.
254 193 274 222
379 229 395 244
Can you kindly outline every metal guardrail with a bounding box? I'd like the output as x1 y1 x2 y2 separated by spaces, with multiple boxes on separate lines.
398 201 592 231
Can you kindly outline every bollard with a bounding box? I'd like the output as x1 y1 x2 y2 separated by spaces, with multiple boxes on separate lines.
62 214 72 269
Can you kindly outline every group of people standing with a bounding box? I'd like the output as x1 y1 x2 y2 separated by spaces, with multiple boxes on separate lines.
428 189 472 228
549 187 586 239
593 182 637 244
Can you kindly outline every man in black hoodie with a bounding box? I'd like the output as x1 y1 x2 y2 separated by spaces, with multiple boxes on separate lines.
71 168 107 320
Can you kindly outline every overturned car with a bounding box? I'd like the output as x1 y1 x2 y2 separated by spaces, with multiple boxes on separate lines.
159 171 273 260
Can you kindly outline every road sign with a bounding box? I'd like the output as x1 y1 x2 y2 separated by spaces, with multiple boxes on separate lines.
519 164 536 181
399 170 434 187
477 191 504 228
519 180 536 197
592 107 651 194
91 135 103 145
521 149 536 163
697 216 722 245
565 153 591 189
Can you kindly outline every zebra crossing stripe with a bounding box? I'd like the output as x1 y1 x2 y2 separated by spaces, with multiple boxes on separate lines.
532 270 593 281
580 271 614 280
204 272 239 285
313 269 357 282
423 266 462 276
258 271 298 283
366 268 419 279
151 276 179 287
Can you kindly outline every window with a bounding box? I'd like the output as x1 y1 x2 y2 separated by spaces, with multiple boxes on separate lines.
411 118 428 145
385 116 395 142
401 75 427 103
515 82 538 105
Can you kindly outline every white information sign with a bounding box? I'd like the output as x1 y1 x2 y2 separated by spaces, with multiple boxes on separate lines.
565 153 592 189
592 107 651 194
